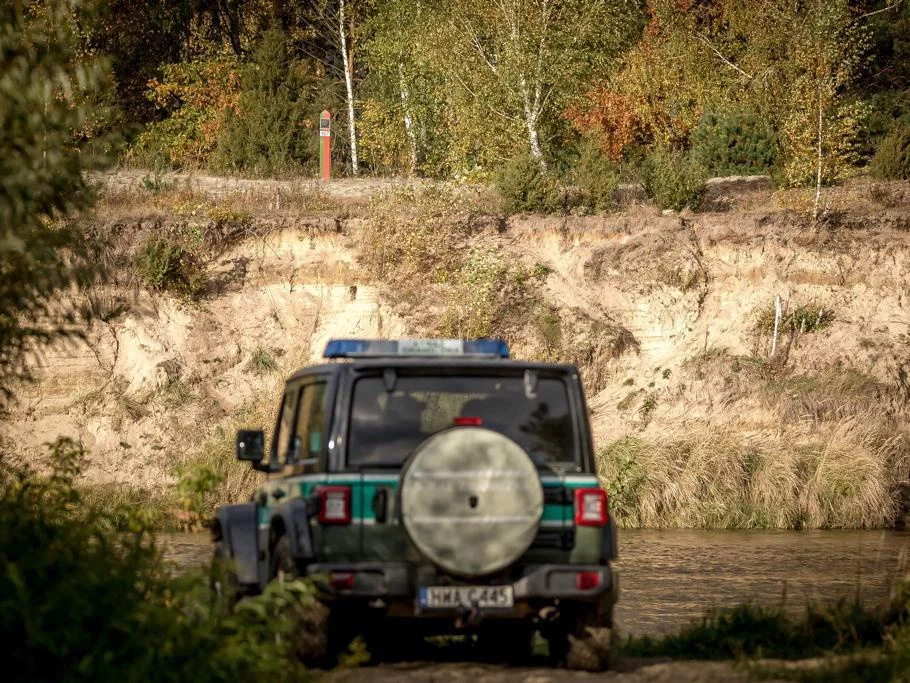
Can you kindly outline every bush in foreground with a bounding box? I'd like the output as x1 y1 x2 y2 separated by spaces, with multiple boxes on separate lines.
0 437 320 682
0 0 104 400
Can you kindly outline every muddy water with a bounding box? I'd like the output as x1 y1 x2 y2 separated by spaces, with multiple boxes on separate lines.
160 529 910 637
614 529 909 635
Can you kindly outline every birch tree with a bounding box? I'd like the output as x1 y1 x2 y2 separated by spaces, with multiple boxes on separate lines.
361 0 457 176
430 0 638 169
315 0 371 176
337 0 359 175
777 0 871 198
361 0 425 175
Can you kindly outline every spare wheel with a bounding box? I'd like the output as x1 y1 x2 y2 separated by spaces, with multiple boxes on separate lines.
400 427 543 577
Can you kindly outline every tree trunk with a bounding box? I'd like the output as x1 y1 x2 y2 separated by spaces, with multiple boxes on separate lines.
339 0 359 176
399 63 418 176
813 78 823 221
521 80 546 171
526 113 544 168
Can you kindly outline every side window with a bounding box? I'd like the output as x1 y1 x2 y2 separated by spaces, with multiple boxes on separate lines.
295 382 328 471
273 389 298 464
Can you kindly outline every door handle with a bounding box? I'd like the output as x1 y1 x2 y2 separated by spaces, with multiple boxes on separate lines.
372 488 388 524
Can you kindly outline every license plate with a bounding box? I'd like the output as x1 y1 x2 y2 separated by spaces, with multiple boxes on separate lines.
419 585 514 609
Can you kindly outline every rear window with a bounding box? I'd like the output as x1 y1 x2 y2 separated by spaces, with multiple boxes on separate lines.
347 375 576 467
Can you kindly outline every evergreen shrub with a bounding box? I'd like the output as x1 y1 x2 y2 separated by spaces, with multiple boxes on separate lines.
641 146 706 211
212 29 317 177
572 142 620 211
691 110 778 177
871 124 910 180
495 153 565 214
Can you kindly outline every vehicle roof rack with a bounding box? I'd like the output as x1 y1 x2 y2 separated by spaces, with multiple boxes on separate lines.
323 338 510 360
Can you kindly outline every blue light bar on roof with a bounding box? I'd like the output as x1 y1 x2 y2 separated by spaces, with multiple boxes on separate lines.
323 338 509 359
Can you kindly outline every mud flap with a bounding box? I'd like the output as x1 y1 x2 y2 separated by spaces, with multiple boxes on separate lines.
272 499 315 560
215 503 259 587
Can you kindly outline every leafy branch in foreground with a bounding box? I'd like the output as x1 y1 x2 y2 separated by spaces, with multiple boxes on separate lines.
0 436 324 682
0 1 107 402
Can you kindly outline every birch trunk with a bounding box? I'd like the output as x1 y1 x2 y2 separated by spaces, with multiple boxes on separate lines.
813 79 823 221
521 80 546 170
339 0 359 176
399 63 418 175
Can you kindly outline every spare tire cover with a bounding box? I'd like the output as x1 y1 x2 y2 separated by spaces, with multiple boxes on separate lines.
400 427 543 577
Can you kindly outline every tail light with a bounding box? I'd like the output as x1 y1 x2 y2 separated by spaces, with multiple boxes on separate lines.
330 572 355 590
453 416 483 426
574 488 607 527
576 571 601 590
317 486 351 524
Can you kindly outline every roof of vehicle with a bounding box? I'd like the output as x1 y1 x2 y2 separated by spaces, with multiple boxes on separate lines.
287 358 581 382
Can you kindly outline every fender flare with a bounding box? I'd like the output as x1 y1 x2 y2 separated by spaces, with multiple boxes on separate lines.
268 499 315 561
213 503 259 587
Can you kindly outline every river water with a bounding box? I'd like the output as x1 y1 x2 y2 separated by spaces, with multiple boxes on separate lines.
160 529 910 637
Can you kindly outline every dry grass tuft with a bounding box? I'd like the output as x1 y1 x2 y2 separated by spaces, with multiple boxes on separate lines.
598 415 910 529
94 178 345 222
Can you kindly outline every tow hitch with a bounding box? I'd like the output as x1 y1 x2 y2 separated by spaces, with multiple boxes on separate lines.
455 604 484 628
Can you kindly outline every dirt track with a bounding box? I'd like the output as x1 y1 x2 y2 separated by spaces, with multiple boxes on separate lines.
320 660 769 682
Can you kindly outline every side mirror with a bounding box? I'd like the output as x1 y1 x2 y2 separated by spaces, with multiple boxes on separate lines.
236 430 265 463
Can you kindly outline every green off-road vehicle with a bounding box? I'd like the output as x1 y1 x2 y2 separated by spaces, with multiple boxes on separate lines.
213 338 618 669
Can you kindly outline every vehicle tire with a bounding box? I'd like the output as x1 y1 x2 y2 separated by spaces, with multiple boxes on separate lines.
363 619 424 663
271 534 341 666
323 604 366 666
476 621 534 665
270 534 297 579
549 605 613 672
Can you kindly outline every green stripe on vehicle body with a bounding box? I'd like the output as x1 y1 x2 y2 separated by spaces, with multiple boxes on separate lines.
258 473 600 526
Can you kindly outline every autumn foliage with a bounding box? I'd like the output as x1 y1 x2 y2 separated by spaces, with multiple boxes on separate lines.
564 90 648 163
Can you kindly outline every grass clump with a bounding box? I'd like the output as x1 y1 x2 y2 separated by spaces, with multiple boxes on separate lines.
494 153 565 214
358 186 482 284
622 582 910 662
439 250 541 340
641 146 706 211
597 416 909 529
870 124 910 180
0 437 323 681
246 346 279 376
171 396 274 527
78 482 171 531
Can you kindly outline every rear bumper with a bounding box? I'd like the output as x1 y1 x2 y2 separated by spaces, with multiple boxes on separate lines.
304 562 617 609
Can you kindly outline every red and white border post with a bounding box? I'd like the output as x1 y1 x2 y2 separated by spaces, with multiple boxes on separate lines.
319 110 331 181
